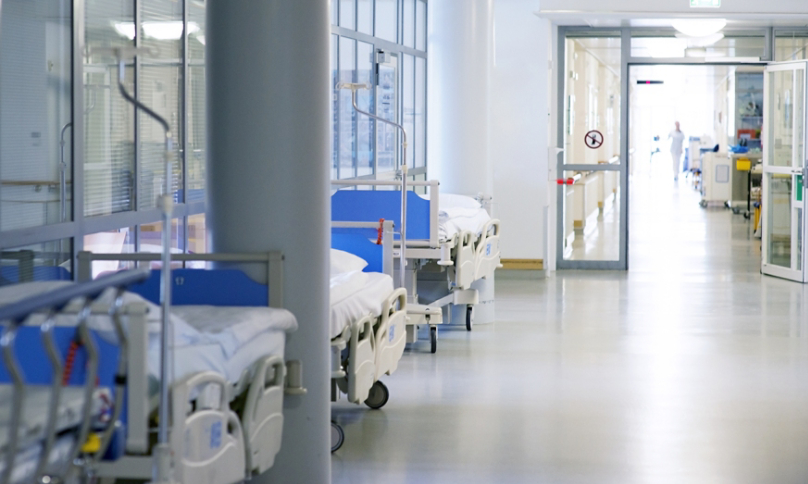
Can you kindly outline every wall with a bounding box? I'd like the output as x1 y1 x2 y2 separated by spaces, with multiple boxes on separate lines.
490 0 549 261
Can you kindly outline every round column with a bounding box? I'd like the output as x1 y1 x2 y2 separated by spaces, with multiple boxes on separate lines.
207 1 330 482
428 0 496 325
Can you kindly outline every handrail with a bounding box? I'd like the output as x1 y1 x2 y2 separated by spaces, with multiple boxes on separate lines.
331 179 438 187
0 268 150 325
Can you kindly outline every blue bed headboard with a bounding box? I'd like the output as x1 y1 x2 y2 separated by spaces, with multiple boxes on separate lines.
127 268 270 307
331 190 431 240
331 231 384 273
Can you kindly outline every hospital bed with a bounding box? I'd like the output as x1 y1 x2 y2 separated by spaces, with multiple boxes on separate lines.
0 270 150 484
73 251 302 482
329 220 408 452
332 180 501 347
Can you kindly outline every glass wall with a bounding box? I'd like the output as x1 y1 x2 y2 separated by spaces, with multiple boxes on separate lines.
0 0 207 280
332 0 428 180
775 30 808 62
0 0 73 231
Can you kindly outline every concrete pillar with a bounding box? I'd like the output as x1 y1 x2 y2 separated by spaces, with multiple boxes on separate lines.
206 1 330 483
428 0 496 324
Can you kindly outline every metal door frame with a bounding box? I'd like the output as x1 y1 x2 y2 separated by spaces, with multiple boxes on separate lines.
761 60 808 282
556 27 773 270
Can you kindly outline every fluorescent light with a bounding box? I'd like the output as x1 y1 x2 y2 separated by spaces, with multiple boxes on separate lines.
113 22 136 40
112 21 201 41
671 18 727 38
676 32 724 47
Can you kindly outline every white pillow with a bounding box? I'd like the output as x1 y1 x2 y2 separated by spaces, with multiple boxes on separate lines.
330 249 367 276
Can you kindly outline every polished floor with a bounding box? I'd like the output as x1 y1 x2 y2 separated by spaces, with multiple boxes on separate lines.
331 165 808 484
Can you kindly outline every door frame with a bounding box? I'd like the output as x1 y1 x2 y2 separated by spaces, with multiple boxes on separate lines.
555 26 773 270
760 60 808 282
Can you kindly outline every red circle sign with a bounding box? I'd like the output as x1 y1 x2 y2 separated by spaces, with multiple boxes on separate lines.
584 130 604 149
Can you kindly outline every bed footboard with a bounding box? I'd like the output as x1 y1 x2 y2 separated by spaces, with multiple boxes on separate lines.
242 355 285 475
374 288 407 378
474 219 501 281
171 372 246 484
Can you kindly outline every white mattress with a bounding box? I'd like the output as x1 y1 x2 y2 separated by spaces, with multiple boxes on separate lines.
418 192 492 240
329 271 393 340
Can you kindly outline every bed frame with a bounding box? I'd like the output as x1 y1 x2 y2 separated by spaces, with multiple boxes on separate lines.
76 251 300 480
0 269 150 484
332 180 501 348
330 221 408 405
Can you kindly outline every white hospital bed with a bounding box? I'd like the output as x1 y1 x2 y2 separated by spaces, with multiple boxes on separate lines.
74 251 303 482
331 180 501 347
329 221 408 452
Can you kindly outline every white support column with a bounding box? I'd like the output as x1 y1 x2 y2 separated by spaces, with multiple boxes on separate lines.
428 0 496 324
206 1 330 483
427 0 494 199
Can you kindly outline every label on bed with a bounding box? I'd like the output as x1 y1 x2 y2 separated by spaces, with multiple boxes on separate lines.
210 420 222 449
389 325 395 343
486 243 492 256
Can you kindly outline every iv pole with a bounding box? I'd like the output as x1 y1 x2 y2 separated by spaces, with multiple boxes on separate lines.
336 82 409 290
110 47 177 484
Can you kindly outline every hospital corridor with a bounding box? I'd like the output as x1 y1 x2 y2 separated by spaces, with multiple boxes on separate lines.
4 1 808 483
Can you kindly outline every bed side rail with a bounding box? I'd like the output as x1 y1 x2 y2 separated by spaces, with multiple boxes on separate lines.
0 269 150 484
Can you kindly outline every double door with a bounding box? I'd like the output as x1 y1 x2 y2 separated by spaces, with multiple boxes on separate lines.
761 61 808 282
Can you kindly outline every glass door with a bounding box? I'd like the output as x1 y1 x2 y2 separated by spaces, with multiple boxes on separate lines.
761 61 808 282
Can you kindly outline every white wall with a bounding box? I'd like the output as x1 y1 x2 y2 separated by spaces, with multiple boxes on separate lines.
491 0 549 261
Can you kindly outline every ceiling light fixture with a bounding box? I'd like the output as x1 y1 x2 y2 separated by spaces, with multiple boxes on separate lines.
671 18 727 38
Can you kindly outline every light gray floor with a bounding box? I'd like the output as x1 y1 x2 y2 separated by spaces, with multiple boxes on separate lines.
332 169 808 484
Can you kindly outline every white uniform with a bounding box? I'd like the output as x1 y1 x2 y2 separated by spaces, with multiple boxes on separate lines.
669 129 685 179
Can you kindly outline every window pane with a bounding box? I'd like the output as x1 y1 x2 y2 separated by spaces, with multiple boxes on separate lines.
188 213 208 255
357 42 374 177
332 0 338 26
415 57 426 168
358 0 372 35
139 0 183 210
84 0 135 217
0 239 72 285
338 38 357 179
331 35 339 180
83 227 136 278
0 0 73 231
403 0 415 48
775 31 808 62
140 219 183 254
416 0 426 51
376 55 398 173
188 65 206 203
340 0 355 30
375 0 397 43
403 55 414 170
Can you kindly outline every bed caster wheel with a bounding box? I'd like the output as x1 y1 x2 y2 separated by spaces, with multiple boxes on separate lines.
465 306 473 332
331 421 344 453
743 212 750 220
699 200 707 208
430 326 438 354
364 381 389 409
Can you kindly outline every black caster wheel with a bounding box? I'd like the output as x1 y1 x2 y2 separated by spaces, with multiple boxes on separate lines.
743 212 751 220
465 305 473 332
364 380 389 409
331 421 344 453
699 200 707 208
430 326 438 354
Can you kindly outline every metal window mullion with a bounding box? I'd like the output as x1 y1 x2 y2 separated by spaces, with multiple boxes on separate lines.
133 0 141 213
71 0 87 273
353 39 359 179
372 42 378 178
619 28 630 270
182 0 190 251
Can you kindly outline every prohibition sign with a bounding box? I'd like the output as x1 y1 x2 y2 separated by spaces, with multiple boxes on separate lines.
584 130 604 149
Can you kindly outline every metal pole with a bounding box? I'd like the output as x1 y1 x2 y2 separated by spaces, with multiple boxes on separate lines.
339 83 408 290
115 51 176 484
